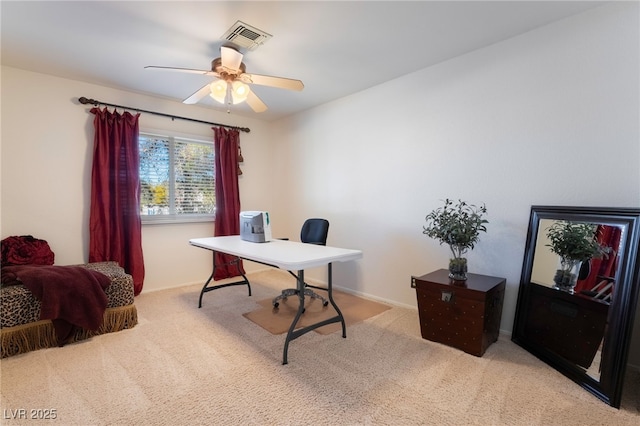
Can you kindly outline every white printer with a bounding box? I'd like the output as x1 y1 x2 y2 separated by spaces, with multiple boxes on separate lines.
239 211 273 243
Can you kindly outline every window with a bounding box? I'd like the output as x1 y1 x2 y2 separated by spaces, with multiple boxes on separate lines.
139 132 215 223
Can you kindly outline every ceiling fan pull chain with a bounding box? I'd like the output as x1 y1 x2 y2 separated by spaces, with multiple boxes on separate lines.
226 84 233 113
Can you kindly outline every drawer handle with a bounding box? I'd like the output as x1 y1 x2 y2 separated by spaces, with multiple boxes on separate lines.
441 290 454 303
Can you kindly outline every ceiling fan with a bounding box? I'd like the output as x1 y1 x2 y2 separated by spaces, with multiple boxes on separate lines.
145 46 304 113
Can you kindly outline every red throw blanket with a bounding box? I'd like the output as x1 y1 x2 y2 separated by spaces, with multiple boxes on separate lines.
2 265 111 344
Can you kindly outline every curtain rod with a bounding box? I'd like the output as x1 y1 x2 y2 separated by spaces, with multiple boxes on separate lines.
78 97 250 133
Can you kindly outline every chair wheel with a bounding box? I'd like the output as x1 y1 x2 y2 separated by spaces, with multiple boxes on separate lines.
323 301 329 307
273 302 280 308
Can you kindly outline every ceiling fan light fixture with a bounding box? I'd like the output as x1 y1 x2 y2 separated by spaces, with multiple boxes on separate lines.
209 80 227 103
156 36 301 112
231 81 249 104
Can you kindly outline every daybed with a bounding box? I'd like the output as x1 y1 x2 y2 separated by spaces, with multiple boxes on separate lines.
1 236 137 358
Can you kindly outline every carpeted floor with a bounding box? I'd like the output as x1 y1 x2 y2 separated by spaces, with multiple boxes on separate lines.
1 270 639 425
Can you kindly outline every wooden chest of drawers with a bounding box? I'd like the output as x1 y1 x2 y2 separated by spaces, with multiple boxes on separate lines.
411 269 506 357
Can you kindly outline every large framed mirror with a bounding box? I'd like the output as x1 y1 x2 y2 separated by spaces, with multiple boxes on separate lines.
512 206 640 408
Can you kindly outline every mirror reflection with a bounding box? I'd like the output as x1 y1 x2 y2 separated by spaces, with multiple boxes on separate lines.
531 219 623 295
528 219 625 381
513 206 640 408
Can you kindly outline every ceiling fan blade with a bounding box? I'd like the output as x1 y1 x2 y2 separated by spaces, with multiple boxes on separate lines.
246 90 268 113
240 73 304 91
183 83 211 104
144 65 215 76
220 46 243 73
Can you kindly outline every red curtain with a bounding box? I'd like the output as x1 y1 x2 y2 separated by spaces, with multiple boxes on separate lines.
89 107 145 295
213 127 245 280
575 225 621 294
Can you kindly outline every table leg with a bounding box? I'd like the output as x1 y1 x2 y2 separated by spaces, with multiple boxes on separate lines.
198 250 252 308
282 269 307 365
326 263 347 338
281 264 347 364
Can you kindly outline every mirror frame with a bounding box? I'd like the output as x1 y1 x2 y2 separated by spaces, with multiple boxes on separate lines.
512 206 640 408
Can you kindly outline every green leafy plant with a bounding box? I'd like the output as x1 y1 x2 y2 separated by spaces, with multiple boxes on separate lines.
423 199 488 259
545 221 609 262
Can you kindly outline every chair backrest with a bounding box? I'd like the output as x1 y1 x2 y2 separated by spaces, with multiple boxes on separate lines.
300 218 329 245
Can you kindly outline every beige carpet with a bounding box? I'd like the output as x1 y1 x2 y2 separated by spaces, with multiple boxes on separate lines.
243 287 391 335
1 269 639 425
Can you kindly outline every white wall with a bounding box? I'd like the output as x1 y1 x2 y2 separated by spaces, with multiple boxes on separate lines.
0 68 277 292
271 3 640 360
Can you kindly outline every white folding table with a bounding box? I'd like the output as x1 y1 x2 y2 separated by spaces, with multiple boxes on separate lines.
189 236 363 364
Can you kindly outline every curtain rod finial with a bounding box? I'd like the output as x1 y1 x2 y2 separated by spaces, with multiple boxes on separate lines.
78 97 98 106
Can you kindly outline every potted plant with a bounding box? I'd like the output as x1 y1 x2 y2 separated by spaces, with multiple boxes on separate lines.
423 199 488 282
545 220 609 293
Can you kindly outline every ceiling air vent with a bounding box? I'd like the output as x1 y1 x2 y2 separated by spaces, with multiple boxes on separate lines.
221 21 272 51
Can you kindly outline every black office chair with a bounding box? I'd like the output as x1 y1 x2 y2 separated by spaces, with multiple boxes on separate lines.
272 218 330 309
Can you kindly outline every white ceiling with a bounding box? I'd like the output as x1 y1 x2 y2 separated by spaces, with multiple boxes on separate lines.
1 1 606 121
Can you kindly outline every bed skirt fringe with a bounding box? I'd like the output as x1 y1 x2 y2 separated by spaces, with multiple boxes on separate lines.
1 304 138 358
